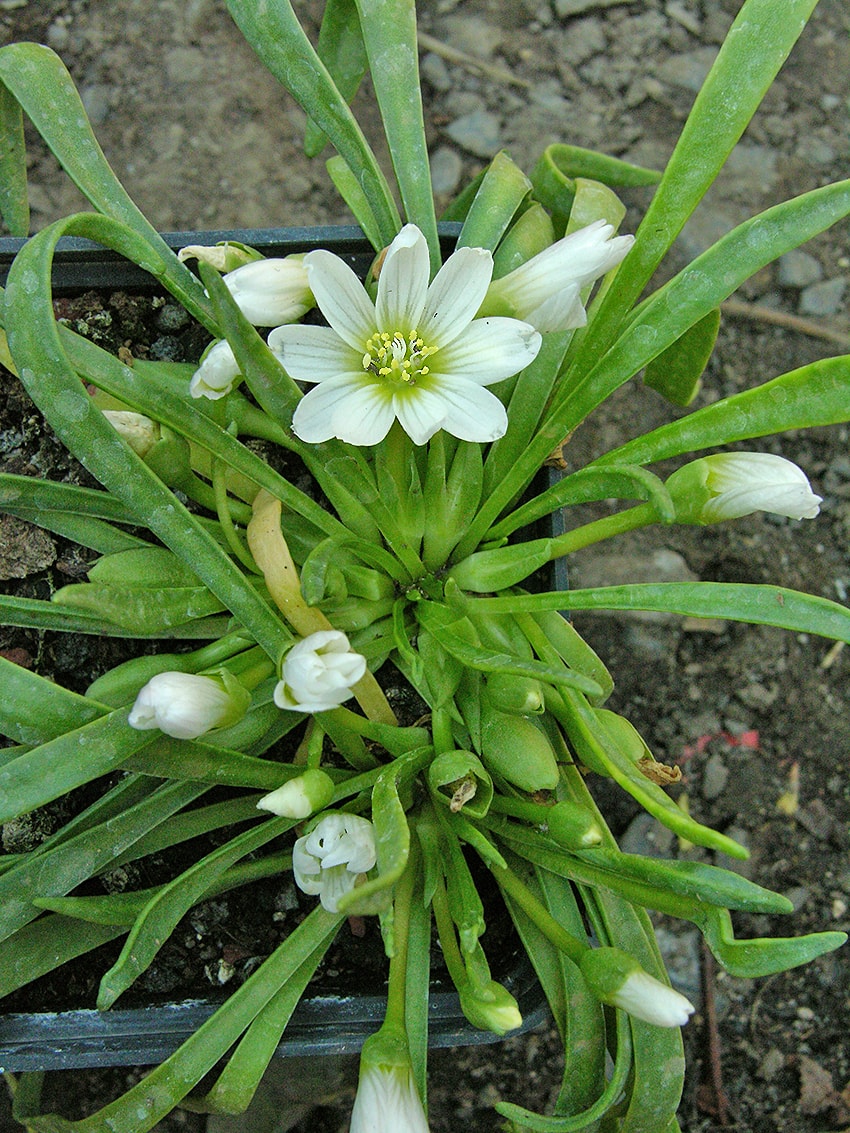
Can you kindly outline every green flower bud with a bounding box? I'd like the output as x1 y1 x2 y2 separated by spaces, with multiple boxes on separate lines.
485 671 544 715
459 977 523 1035
480 705 559 792
256 768 335 819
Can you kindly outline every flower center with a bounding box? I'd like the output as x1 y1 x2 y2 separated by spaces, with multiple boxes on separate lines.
362 330 437 386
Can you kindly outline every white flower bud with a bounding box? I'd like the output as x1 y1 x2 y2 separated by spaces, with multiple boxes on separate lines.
223 256 313 326
274 630 366 713
350 1027 431 1133
292 813 377 913
484 219 633 333
189 339 241 401
127 671 249 740
178 242 261 272
102 410 161 458
580 946 695 1027
667 453 822 524
256 768 335 819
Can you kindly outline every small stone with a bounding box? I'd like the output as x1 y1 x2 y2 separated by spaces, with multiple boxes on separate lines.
736 682 779 711
657 46 718 93
619 812 675 858
554 0 632 15
164 46 207 84
758 1047 786 1080
80 83 113 127
778 250 824 289
444 110 502 158
429 146 463 196
799 277 846 317
701 753 729 800
561 17 606 65
421 52 452 92
0 515 56 580
442 15 503 58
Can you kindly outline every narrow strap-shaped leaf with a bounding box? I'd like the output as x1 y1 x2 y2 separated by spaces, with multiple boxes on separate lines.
97 812 295 1008
193 929 336 1114
0 76 29 235
0 473 141 524
0 708 161 825
462 177 850 556
565 0 819 368
225 0 399 246
0 655 105 746
643 308 720 407
0 43 214 327
25 906 344 1133
473 582 850 645
701 905 846 977
304 0 369 158
0 594 232 639
353 0 439 269
4 216 291 661
326 154 383 248
1 507 148 554
488 464 673 540
456 151 532 252
0 914 126 1000
594 355 850 468
0 779 207 942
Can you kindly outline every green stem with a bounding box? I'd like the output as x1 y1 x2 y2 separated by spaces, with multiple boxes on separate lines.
429 868 467 990
212 457 262 573
492 863 588 965
385 851 418 1030
430 707 454 755
545 502 656 561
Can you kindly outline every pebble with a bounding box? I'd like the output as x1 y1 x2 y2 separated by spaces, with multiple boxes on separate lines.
799 277 846 316
421 52 452 93
80 83 113 126
429 145 463 196
701 752 729 800
561 17 606 65
758 1047 786 1080
656 46 718 92
554 0 632 16
619 811 675 858
444 109 502 158
778 250 823 288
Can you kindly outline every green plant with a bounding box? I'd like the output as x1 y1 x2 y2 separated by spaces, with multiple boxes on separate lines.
0 0 848 1129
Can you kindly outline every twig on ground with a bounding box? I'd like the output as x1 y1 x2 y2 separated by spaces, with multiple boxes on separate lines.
417 30 533 89
721 298 850 349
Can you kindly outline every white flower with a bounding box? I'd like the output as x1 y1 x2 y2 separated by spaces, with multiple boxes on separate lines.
292 813 377 913
609 969 695 1028
223 256 313 326
699 453 822 522
127 672 247 740
273 630 366 713
102 410 160 458
268 224 541 446
579 946 695 1028
667 453 823 524
484 219 634 333
257 768 335 819
350 1027 430 1133
189 339 241 400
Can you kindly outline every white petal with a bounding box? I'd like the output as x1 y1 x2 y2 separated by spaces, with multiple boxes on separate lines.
435 318 541 385
304 249 376 350
424 379 508 442
375 225 430 332
267 324 358 384
393 386 449 445
292 377 396 446
524 284 586 334
421 246 494 346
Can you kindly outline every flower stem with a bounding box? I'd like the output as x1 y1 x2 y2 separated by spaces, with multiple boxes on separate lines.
211 456 262 574
545 502 657 561
247 490 397 725
385 852 418 1031
492 863 588 965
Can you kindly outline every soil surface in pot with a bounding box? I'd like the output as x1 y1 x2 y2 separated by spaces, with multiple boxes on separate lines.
2 0 849 1130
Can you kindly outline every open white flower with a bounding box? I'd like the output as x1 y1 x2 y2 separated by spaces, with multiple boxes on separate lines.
580 946 695 1028
127 671 248 740
483 219 634 333
350 1027 431 1133
667 452 823 524
268 224 542 446
189 339 241 400
274 629 366 712
222 255 313 326
292 813 377 913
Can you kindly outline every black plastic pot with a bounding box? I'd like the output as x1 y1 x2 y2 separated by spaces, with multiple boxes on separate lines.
0 224 553 1071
